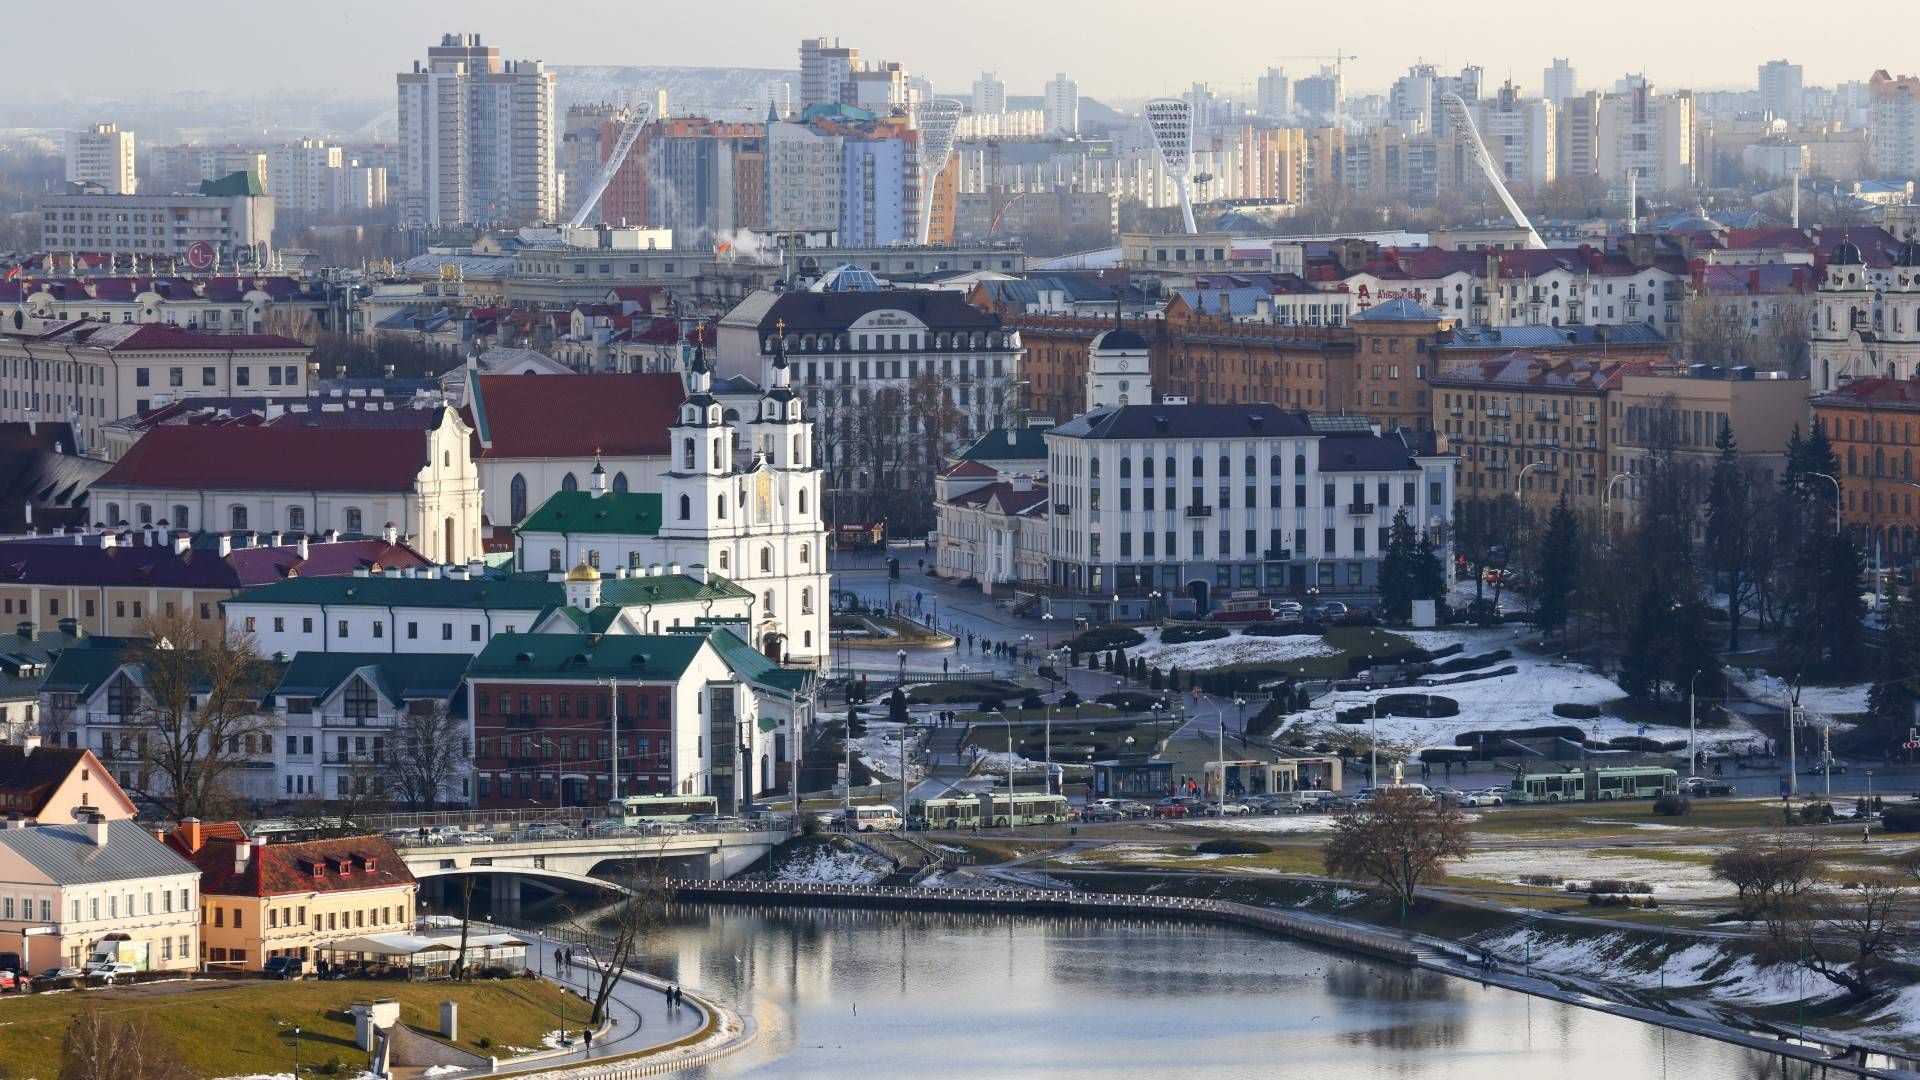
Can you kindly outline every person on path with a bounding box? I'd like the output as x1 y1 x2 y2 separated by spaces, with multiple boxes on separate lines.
582 1028 593 1055
1864 824 1872 843
554 947 564 971
943 658 950 675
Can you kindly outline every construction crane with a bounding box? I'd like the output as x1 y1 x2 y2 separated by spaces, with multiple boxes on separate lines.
1441 92 1545 249
566 103 655 229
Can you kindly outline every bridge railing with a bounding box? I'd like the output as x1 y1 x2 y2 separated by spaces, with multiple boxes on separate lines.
386 815 794 850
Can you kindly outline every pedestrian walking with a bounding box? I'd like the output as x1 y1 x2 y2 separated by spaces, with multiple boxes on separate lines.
1864 824 1872 843
583 1028 593 1054
554 947 564 970
943 658 950 675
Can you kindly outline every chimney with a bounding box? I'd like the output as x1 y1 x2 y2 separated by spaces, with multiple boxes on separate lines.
14 621 31 640
172 531 191 555
179 817 202 852
1011 473 1034 493
18 734 39 757
324 529 339 543
56 617 79 638
97 531 116 550
382 522 398 544
234 838 252 874
668 562 681 576
269 531 283 548
296 534 309 559
86 813 108 848
216 532 232 558
468 558 486 578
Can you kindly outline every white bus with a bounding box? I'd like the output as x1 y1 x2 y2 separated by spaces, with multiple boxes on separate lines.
843 804 903 832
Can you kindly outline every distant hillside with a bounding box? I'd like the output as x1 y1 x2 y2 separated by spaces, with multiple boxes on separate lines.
553 64 795 119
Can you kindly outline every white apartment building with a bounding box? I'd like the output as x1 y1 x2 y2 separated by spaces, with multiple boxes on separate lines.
0 817 200 973
38 180 273 267
396 34 556 227
1597 85 1694 192
67 124 136 195
1543 60 1577 105
766 121 845 233
799 37 859 108
143 146 265 196
266 141 387 216
972 71 1006 116
1044 74 1079 136
1257 68 1291 119
1759 60 1804 122
1476 84 1556 188
1871 71 1920 179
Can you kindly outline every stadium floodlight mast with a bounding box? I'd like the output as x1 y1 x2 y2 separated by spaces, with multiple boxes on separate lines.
915 99 964 246
1441 92 1545 250
1144 97 1198 234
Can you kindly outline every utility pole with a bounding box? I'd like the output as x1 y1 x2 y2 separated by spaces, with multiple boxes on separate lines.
604 677 621 809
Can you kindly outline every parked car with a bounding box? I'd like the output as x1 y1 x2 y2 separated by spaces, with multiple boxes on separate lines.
1454 791 1501 807
1681 777 1734 796
1430 786 1466 803
450 831 495 845
86 962 136 980
1312 601 1349 621
1079 804 1122 823
1152 798 1191 818
1242 794 1296 814
262 955 304 980
1318 796 1358 812
524 823 577 840
1290 790 1340 812
1112 800 1154 818
37 966 82 981
1205 802 1251 817
1471 788 1508 806
1802 760 1849 775
0 970 21 990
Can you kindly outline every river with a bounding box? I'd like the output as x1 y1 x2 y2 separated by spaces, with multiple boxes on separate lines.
601 904 1836 1079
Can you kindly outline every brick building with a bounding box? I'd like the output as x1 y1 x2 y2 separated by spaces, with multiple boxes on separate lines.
1812 377 1920 561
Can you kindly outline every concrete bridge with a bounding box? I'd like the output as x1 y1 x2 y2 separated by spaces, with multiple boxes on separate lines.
393 820 791 917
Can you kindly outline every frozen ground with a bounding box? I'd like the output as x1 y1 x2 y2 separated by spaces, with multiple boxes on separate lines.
1129 627 1339 670
1475 926 1814 1008
1143 813 1339 835
846 720 926 785
1726 667 1871 725
771 843 889 884
1447 846 1730 900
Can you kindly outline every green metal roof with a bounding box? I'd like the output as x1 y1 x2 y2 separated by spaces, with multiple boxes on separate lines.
231 575 562 611
469 632 707 682
518 491 662 537
274 652 472 702
958 426 1049 462
199 171 264 197
704 628 815 702
600 573 749 605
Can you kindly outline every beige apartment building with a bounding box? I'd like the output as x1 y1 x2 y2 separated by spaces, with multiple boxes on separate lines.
1609 367 1810 529
163 822 416 972
0 318 309 450
0 815 201 973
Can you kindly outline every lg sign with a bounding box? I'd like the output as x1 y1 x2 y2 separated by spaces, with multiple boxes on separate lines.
184 242 215 271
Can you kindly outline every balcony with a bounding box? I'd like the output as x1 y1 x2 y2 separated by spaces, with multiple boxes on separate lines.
1533 410 1559 422
1531 463 1559 475
1053 503 1071 515
1263 549 1293 561
1346 502 1377 515
1486 407 1511 419
1486 460 1510 471
1535 437 1560 448
1581 413 1598 424
1448 405 1464 417
1489 433 1511 445
323 751 385 765
1184 505 1213 518
1581 467 1597 478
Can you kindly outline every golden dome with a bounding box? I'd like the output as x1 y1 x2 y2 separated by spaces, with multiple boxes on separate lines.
564 560 600 583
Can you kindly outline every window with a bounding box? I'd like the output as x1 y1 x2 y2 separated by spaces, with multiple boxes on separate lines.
287 506 305 533
230 505 248 531
509 475 527 523
760 546 773 572
561 473 578 493
678 494 691 520
344 507 362 534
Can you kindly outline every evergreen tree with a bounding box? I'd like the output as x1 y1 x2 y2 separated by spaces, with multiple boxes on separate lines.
1103 649 1116 673
1705 419 1754 650
1532 496 1579 641
1619 584 1666 702
888 689 910 724
1149 666 1163 691
1377 507 1421 623
1167 664 1181 692
1114 645 1130 678
1868 583 1920 739
1413 527 1448 608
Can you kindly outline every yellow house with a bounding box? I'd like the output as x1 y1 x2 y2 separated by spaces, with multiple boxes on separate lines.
162 821 416 971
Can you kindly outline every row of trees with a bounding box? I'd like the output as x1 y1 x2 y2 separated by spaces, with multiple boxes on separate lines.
56 613 470 824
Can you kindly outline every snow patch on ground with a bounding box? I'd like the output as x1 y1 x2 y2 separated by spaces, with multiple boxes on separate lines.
846 720 926 785
1129 627 1340 670
1726 668 1871 725
1149 814 1338 835
772 844 889 884
1448 846 1730 900
1477 926 1818 1008
422 1067 466 1077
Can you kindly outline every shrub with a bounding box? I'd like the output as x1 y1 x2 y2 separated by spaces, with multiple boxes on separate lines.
1097 690 1157 711
1195 838 1272 855
1068 624 1145 652
1883 802 1920 832
1794 800 1836 825
1161 624 1229 645
1652 794 1692 817
1552 702 1603 720
1242 622 1311 637
1587 894 1658 909
1518 874 1563 887
1060 690 1081 708
478 1037 493 1050
1584 879 1654 895
1021 690 1044 710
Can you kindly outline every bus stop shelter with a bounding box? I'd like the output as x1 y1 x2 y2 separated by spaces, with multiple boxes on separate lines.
1091 754 1175 800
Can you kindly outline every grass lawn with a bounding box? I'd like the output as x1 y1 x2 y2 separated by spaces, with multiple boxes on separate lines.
0 976 589 1080
1469 797 1793 838
932 836 1071 864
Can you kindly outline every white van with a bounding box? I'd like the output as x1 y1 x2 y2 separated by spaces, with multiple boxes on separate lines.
843 804 903 832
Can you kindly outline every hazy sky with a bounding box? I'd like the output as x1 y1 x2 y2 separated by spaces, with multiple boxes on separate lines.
29 0 1887 101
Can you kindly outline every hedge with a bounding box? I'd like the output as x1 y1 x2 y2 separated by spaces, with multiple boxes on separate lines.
1161 624 1230 645
1883 802 1920 832
1067 624 1145 652
1552 703 1603 720
1195 838 1273 855
1430 649 1512 674
1241 622 1318 638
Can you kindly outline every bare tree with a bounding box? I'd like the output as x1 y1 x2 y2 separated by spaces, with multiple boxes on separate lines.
59 1006 192 1080
1759 871 1906 1001
1322 789 1470 913
558 841 674 1025
119 614 277 822
391 700 470 811
1709 836 1825 918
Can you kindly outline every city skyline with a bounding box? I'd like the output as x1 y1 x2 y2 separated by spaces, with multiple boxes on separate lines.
10 0 1898 103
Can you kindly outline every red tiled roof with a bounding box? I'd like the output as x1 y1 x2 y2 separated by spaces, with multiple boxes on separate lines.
1815 377 1920 410
465 373 684 459
945 480 1049 516
97 425 433 491
172 831 415 898
62 322 308 353
940 459 998 479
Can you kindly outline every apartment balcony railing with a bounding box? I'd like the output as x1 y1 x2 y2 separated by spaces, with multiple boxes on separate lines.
1183 505 1213 518
1346 502 1377 515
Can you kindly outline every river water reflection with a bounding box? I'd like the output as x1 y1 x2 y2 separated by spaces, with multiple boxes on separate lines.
606 904 1835 1079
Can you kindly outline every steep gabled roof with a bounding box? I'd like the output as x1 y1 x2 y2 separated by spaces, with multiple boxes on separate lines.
97 426 434 492
273 652 471 702
517 491 662 537
0 822 197 886
0 745 114 820
463 373 683 458
177 832 415 898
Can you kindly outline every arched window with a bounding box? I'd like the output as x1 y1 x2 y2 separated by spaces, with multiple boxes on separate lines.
1192 455 1204 478
1088 458 1100 479
287 506 305 533
1270 454 1283 475
799 543 810 565
717 495 727 520
718 550 730 570
1245 455 1256 476
1118 457 1131 479
797 488 809 515
612 472 629 494
682 438 695 469
510 474 527 523
763 590 775 614
230 505 248 531
561 473 578 493
1142 457 1155 480
135 504 152 526
1220 455 1231 477
793 434 804 464
678 494 691 520
801 587 813 613
105 502 121 526
1294 454 1307 476
760 546 773 572
171 505 189 530
344 507 362 534
1165 456 1175 479
586 549 600 568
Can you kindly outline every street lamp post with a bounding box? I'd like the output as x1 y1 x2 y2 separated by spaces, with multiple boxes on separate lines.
897 648 908 688
293 1026 301 1077
1112 593 1122 624
1149 590 1163 627
995 709 1015 833
1602 472 1632 539
1019 633 1034 669
1235 696 1247 750
1041 611 1055 651
1807 472 1843 535
1688 669 1704 775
